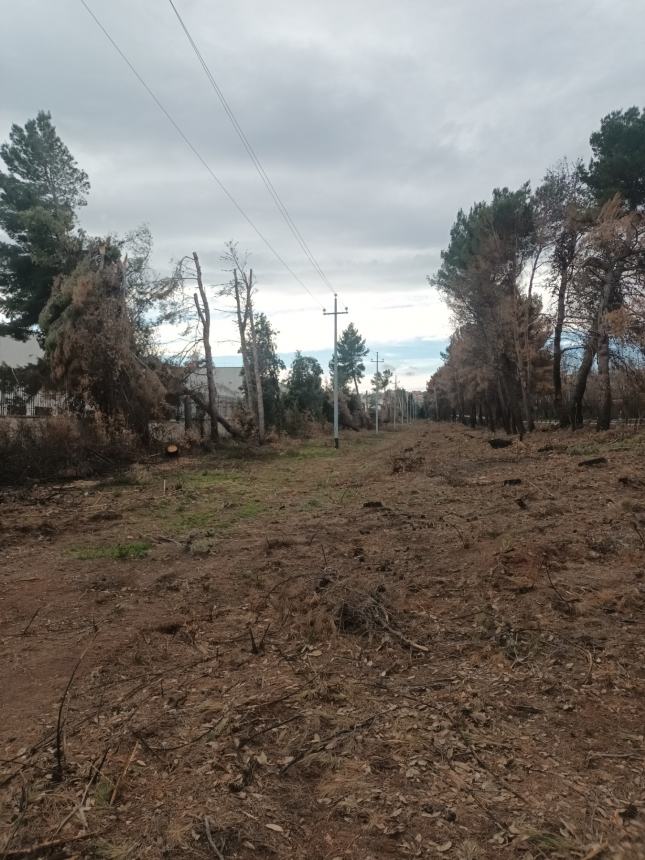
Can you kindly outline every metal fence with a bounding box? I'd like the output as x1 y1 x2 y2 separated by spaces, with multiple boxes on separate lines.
0 385 68 417
0 384 241 427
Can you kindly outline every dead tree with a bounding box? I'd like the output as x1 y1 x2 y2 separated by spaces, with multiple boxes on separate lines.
192 252 219 443
246 269 266 444
232 269 255 418
224 244 266 443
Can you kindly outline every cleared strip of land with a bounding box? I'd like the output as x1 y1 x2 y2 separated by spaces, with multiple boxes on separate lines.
1 424 644 859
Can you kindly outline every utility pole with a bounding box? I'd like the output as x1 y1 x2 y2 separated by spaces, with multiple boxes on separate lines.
323 294 348 449
393 373 397 429
370 351 380 434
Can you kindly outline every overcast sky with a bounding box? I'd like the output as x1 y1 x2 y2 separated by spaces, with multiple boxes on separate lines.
2 0 644 388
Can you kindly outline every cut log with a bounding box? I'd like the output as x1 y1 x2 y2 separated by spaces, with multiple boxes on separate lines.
578 456 607 467
489 438 513 449
166 444 179 458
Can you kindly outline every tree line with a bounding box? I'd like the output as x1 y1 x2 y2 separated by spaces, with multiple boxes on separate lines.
427 107 645 433
0 111 386 446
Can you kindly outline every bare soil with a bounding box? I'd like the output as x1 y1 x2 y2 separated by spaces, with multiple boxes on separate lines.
1 423 644 859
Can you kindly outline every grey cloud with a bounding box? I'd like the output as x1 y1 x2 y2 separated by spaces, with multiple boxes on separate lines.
1 0 644 335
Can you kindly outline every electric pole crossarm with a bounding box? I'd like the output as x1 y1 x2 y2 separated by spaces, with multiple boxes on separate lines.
323 294 348 449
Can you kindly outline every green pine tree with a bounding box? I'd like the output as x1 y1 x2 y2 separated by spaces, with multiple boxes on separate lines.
329 322 369 395
0 111 90 339
581 107 645 210
286 352 324 418
245 312 286 431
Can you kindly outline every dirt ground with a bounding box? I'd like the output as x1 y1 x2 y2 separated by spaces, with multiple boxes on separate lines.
1 423 644 860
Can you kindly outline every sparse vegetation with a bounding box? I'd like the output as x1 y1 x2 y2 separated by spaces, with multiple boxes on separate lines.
2 424 644 858
69 541 151 560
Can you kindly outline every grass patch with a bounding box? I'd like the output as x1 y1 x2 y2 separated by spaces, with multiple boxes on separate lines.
237 499 264 518
175 510 219 530
69 541 151 560
567 443 601 456
284 443 336 460
97 472 142 489
171 469 242 489
154 496 265 535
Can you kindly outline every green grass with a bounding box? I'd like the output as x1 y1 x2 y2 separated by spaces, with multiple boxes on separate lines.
284 443 337 459
567 442 601 456
97 472 142 489
567 432 645 457
69 541 151 560
170 469 242 489
153 494 265 535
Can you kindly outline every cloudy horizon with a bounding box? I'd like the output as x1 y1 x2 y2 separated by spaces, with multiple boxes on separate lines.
2 0 644 388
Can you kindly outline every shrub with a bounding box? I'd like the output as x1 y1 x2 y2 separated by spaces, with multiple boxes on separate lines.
0 416 140 485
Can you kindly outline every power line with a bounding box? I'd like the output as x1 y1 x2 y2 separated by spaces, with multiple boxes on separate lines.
167 0 337 298
79 0 324 309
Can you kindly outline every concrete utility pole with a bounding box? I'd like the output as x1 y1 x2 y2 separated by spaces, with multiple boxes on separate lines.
323 294 348 449
371 352 380 434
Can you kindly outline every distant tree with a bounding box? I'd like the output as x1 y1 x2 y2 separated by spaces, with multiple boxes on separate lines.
286 352 324 418
567 198 645 430
169 251 243 442
247 312 285 432
221 242 266 442
330 323 369 395
581 107 645 210
432 184 535 435
0 111 89 338
118 224 172 357
536 160 593 425
371 367 392 391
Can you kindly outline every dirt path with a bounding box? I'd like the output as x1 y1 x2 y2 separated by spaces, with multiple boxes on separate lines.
1 424 644 859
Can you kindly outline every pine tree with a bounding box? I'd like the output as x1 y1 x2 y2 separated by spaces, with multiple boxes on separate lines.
0 111 89 338
329 322 369 394
286 352 324 417
581 107 645 210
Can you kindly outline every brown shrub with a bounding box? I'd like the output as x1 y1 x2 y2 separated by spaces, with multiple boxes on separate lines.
0 416 140 485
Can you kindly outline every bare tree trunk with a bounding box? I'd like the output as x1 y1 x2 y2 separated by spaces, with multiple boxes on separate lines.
523 251 541 432
192 252 218 443
247 270 265 444
486 398 495 432
596 324 611 431
570 336 597 430
183 395 193 432
185 387 244 440
500 356 525 438
233 270 254 416
553 268 568 427
495 378 511 435
571 263 621 430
